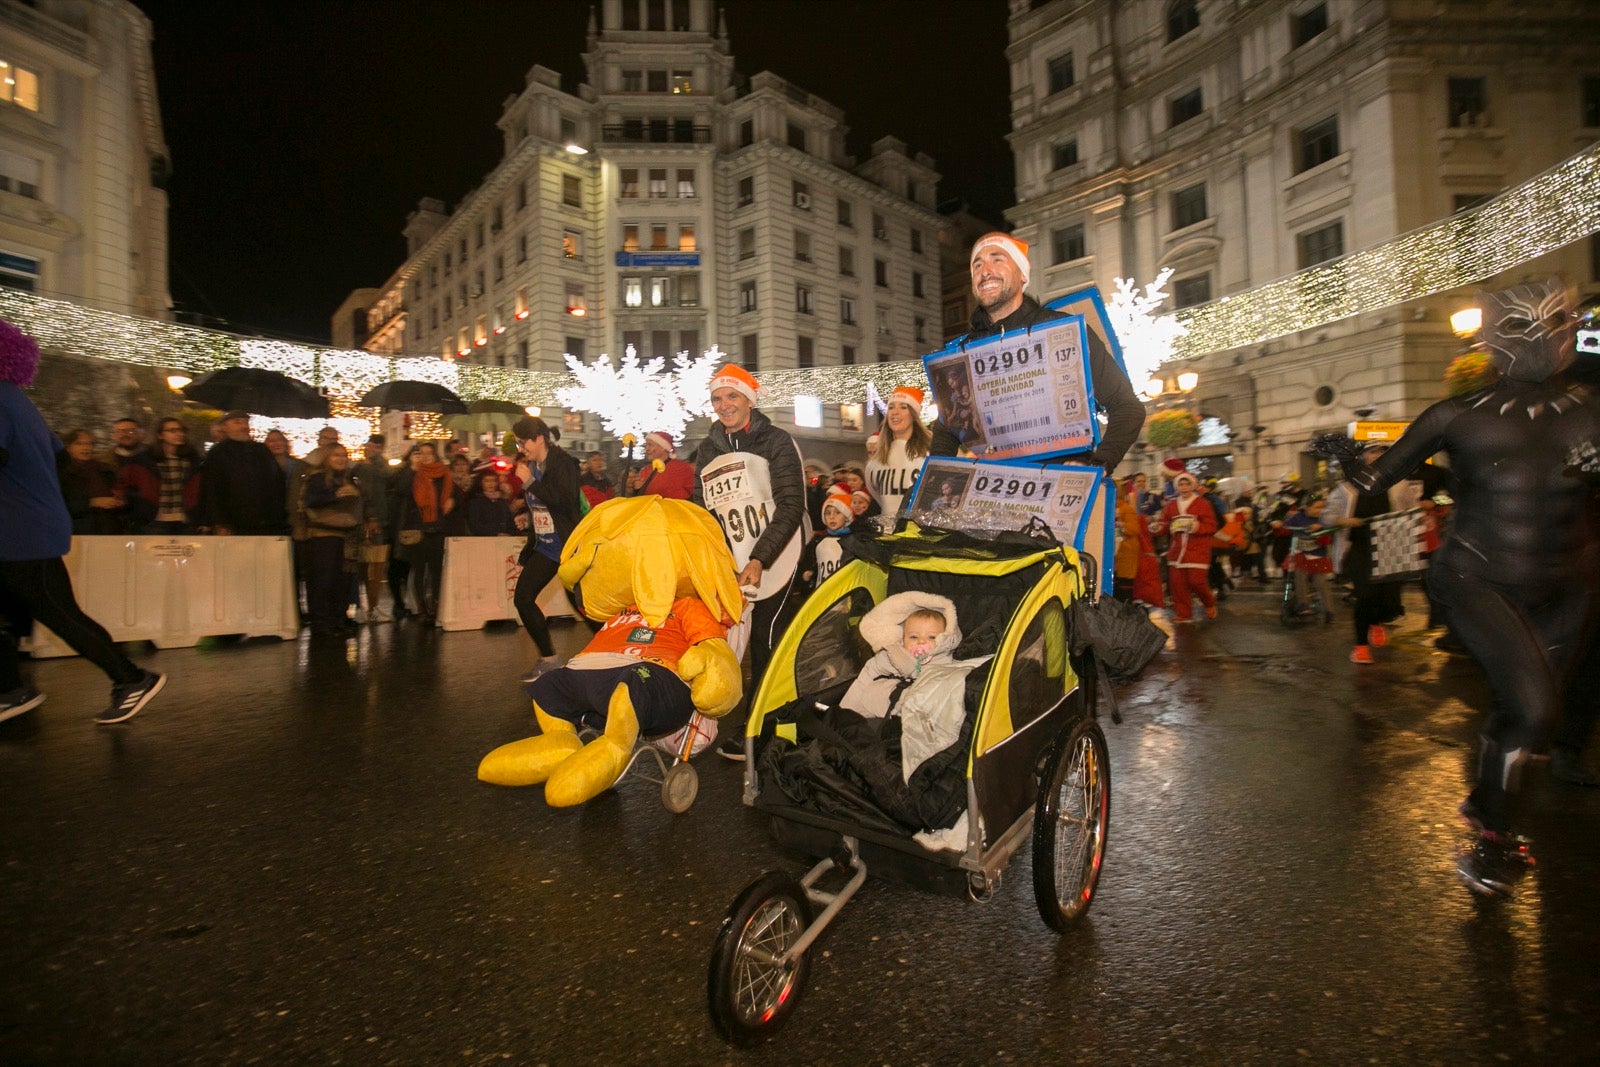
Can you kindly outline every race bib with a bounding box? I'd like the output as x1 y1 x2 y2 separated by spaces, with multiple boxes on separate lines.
530 505 555 536
701 450 803 597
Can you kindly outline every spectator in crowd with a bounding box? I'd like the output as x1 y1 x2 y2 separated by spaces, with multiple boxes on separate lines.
579 451 615 508
1325 442 1410 664
865 386 932 528
1 316 165 726
466 468 517 535
849 486 879 524
691 364 809 761
302 425 340 469
301 443 370 637
125 417 201 533
264 428 309 606
627 431 695 500
56 429 125 534
1151 471 1219 623
351 435 396 622
440 453 476 537
200 411 287 535
391 441 455 624
108 416 149 472
832 461 867 496
509 416 583 680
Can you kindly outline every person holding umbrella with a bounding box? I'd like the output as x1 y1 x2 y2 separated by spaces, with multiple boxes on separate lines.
509 416 583 682
198 411 286 535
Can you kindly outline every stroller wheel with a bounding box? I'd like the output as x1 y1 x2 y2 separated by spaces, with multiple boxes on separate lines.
708 872 813 1044
1033 718 1111 931
661 762 698 814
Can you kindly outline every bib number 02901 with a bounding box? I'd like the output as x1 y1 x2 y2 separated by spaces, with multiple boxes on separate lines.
717 501 770 544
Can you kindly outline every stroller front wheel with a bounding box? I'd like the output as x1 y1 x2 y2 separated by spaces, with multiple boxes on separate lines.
707 872 813 1044
662 762 698 813
1032 718 1111 931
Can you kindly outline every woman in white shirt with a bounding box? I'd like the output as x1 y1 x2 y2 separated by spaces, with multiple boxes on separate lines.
865 386 932 530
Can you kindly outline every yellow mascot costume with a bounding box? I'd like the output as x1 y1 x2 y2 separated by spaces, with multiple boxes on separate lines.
477 496 746 806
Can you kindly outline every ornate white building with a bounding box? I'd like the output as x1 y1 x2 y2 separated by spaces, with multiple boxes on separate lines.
1004 0 1600 480
0 0 169 318
354 0 942 456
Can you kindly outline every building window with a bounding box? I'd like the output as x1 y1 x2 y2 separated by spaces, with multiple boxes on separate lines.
743 334 760 372
680 328 699 356
1585 78 1600 128
796 285 813 314
562 230 582 259
517 233 528 263
1172 274 1211 308
566 282 586 316
739 119 754 146
740 281 758 313
1170 87 1204 127
0 148 42 198
876 306 891 335
621 169 639 199
793 180 811 209
623 277 644 308
737 176 754 207
911 228 924 255
562 174 582 207
515 285 530 319
650 277 670 308
1167 0 1199 42
840 296 856 325
0 60 40 111
676 168 696 197
622 68 643 91
647 69 668 93
623 330 643 355
565 336 585 359
644 329 668 358
837 199 853 227
474 315 489 347
1296 115 1340 173
475 222 485 249
906 179 919 203
493 254 505 282
1052 140 1079 170
912 271 924 298
1051 223 1086 264
875 259 889 287
872 212 888 241
678 224 696 252
794 229 811 262
1297 221 1344 268
1171 183 1208 229
648 169 668 197
517 180 527 211
842 344 856 365
787 121 806 152
1047 52 1074 95
515 341 529 369
1292 4 1328 48
1447 76 1488 127
679 275 700 307
914 317 927 344
458 329 471 357
943 300 966 330
491 205 504 233
839 246 855 276
650 224 669 251
623 224 640 252
738 228 755 260
797 336 814 368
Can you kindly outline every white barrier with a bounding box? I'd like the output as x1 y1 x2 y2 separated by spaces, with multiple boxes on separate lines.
437 536 574 632
31 536 300 657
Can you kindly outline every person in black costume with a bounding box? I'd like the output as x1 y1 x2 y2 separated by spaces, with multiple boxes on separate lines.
1315 278 1599 899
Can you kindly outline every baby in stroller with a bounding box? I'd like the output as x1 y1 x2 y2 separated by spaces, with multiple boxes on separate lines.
760 591 990 852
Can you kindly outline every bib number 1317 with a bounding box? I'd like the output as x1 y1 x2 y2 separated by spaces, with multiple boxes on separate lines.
718 502 770 544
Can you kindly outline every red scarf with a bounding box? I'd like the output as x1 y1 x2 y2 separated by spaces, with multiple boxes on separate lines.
411 461 450 523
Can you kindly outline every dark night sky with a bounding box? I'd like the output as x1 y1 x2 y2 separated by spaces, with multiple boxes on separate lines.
135 0 1013 345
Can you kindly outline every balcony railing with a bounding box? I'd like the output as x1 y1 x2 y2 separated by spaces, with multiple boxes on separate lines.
601 123 713 145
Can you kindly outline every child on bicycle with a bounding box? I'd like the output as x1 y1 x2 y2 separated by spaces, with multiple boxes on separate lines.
1284 494 1334 621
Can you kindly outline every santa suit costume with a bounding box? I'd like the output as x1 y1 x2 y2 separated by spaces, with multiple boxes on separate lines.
1154 476 1218 621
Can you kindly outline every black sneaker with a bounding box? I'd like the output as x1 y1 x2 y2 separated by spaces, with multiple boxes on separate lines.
1 686 46 724
716 735 747 762
96 671 165 725
1457 832 1534 899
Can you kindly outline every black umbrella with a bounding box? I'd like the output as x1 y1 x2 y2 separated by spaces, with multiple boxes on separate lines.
357 380 468 414
183 367 330 419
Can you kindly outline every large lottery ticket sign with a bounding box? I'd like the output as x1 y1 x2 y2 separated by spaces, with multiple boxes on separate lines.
904 456 1112 589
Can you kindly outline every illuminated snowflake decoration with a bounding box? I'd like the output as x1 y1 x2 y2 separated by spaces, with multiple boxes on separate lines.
555 345 725 450
1107 269 1189 398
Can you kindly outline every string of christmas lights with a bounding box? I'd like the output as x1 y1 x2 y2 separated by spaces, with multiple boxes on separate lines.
3 140 1595 409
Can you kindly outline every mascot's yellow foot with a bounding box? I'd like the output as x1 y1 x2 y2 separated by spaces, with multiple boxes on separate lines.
545 685 642 807
477 706 582 786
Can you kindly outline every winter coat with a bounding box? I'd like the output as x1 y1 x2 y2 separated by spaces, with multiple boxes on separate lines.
691 407 808 585
841 591 963 719
198 438 288 534
629 457 696 500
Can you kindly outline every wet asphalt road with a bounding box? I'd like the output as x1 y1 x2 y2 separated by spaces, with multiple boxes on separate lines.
2 584 1598 1065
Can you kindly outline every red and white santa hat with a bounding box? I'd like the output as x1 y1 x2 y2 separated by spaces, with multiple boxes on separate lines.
970 231 1031 286
645 431 675 454
822 487 854 522
709 364 761 405
889 385 925 410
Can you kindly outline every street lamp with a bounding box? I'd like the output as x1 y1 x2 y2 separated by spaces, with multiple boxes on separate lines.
1450 306 1482 339
1177 370 1200 393
165 373 191 392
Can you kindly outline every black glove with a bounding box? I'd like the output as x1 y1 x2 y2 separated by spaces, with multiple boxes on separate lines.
1310 432 1362 462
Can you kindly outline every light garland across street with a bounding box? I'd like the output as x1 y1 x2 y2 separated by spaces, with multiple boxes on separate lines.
2 141 1595 413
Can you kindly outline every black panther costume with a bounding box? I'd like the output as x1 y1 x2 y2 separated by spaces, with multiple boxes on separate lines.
1317 279 1599 898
